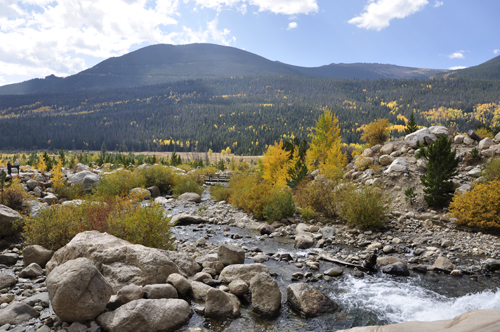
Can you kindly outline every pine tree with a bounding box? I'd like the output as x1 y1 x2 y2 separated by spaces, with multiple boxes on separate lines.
420 134 460 208
405 112 419 135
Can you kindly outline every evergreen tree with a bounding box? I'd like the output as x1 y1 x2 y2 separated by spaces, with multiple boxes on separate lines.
420 134 460 208
405 112 419 135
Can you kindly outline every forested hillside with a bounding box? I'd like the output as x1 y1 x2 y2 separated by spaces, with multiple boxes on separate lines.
1 76 499 154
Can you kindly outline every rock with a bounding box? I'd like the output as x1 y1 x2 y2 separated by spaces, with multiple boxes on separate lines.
161 251 202 277
143 284 178 299
97 299 192 332
404 128 435 148
335 309 500 332
376 256 409 276
0 275 16 290
154 196 169 205
249 272 281 316
325 267 343 277
382 245 394 254
454 135 464 144
481 148 495 157
19 262 44 278
219 263 270 284
177 192 201 203
440 239 453 248
259 224 275 235
23 245 54 268
68 171 99 188
287 283 338 318
218 244 245 266
295 233 314 249
116 284 144 305
321 227 335 240
192 272 212 282
384 158 409 174
483 259 500 271
167 273 191 296
468 167 482 177
0 294 15 304
74 163 90 172
228 279 249 296
432 256 456 271
0 253 18 266
295 223 310 234
0 302 40 326
467 130 482 141
170 213 208 225
416 158 428 170
147 186 160 198
21 292 49 307
26 179 40 190
46 231 180 292
129 188 151 201
366 242 383 251
380 143 394 155
205 288 240 318
455 184 472 194
362 148 374 157
190 281 212 302
41 193 58 204
478 137 493 150
47 257 112 322
379 155 395 166
27 199 46 217
0 204 23 237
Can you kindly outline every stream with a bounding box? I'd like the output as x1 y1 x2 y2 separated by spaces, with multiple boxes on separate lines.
170 190 500 331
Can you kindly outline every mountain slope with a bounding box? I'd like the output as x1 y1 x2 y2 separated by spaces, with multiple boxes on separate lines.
433 55 500 80
0 43 448 95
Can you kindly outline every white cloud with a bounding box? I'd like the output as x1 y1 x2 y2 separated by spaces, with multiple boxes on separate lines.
494 49 500 55
449 66 466 70
192 0 318 15
287 22 298 30
178 17 236 45
349 0 428 31
434 1 443 8
449 51 465 59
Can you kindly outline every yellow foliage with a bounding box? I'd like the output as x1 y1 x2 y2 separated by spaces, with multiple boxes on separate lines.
361 118 390 146
37 156 47 172
355 155 373 171
259 139 291 188
306 110 346 178
449 180 500 230
52 159 64 190
475 127 494 139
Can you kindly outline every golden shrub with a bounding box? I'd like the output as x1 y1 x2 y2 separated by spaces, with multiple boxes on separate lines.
449 180 500 230
361 118 390 146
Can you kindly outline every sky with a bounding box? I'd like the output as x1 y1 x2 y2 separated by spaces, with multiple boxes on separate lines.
0 0 499 86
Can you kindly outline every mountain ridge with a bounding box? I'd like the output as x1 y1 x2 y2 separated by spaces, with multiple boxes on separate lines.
0 43 449 95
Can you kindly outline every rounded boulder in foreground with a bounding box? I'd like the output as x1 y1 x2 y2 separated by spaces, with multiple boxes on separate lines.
47 257 112 322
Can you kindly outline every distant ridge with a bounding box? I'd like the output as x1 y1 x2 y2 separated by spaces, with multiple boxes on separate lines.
0 43 448 95
432 55 500 80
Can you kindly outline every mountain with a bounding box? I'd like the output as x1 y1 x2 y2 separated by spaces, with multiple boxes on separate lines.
0 43 448 95
432 55 500 80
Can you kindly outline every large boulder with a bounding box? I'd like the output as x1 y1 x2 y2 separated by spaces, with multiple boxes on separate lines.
161 251 202 276
287 283 338 318
205 288 241 318
46 231 180 292
23 244 54 268
0 204 23 237
47 257 113 322
19 262 44 278
170 213 208 225
376 256 409 276
0 302 39 326
190 281 212 302
218 244 245 266
0 275 16 290
68 171 99 188
177 192 202 203
336 309 500 332
143 284 178 299
384 158 409 174
97 299 192 332
249 272 281 316
432 256 456 271
478 138 494 150
219 263 270 284
167 273 192 296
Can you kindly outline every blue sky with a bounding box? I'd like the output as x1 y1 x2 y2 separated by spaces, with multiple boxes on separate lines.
0 0 499 86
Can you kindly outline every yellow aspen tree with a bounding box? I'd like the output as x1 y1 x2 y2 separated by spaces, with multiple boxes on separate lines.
306 109 346 178
259 139 291 188
52 159 64 190
37 155 47 172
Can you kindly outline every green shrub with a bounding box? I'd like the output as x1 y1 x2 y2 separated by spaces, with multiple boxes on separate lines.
93 169 145 198
449 180 500 231
263 189 296 222
3 180 32 211
294 176 342 218
337 184 390 230
228 174 273 220
210 184 230 202
299 206 316 221
140 165 179 193
53 183 86 200
173 177 204 198
483 157 500 182
23 198 175 250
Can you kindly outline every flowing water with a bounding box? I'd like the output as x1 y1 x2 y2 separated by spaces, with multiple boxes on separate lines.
171 203 500 331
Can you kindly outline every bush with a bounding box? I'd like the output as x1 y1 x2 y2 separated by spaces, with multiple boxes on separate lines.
299 206 316 221
140 165 179 193
93 169 145 198
337 184 390 230
53 183 86 200
210 184 230 202
3 180 32 211
228 174 273 220
449 180 500 231
361 118 390 146
172 177 204 198
483 157 500 182
294 177 342 218
263 189 296 222
23 198 175 250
